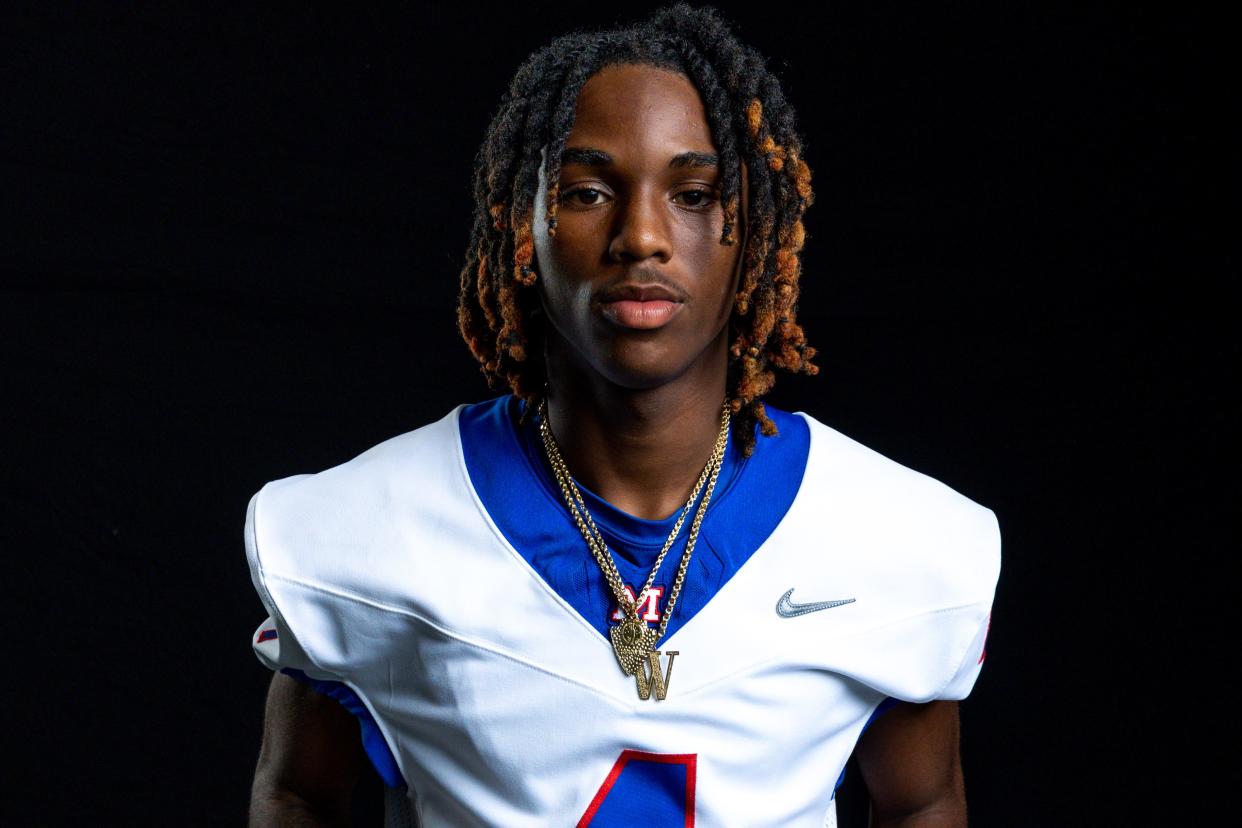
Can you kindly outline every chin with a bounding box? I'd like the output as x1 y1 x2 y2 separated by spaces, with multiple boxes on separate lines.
595 339 698 390
546 320 722 393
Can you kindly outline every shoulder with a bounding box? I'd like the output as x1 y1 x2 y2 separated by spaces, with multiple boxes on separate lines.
792 410 1001 608
253 402 465 522
246 402 471 590
797 411 993 522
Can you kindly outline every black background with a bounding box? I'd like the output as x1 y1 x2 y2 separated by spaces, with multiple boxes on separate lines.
1 3 1227 825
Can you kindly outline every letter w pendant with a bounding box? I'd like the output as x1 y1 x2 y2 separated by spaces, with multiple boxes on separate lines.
628 650 679 701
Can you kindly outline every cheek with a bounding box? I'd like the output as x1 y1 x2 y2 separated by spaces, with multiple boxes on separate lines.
534 229 601 324
541 225 602 274
672 209 739 281
542 221 615 293
687 236 743 309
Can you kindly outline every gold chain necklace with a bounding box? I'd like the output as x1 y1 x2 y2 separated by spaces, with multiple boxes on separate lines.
537 397 730 698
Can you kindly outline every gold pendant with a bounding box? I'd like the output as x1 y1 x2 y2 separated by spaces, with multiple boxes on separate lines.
632 650 678 701
609 615 655 676
609 618 678 700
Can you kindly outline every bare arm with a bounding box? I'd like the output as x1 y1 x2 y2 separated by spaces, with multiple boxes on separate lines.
854 700 967 828
249 671 368 827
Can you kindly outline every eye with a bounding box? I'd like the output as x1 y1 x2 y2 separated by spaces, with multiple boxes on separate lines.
561 187 609 207
673 188 718 209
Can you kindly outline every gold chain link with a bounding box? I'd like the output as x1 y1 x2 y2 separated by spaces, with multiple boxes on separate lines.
537 397 731 642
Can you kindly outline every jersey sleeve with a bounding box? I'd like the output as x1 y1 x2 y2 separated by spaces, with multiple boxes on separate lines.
935 606 993 701
244 486 342 682
920 504 998 702
821 501 1001 704
243 484 408 790
936 506 999 700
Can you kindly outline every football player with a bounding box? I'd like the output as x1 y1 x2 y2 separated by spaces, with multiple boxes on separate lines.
246 5 999 826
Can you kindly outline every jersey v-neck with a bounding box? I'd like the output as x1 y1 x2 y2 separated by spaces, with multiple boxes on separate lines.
458 394 809 645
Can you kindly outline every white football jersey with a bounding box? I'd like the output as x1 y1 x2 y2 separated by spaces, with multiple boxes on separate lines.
247 397 1000 826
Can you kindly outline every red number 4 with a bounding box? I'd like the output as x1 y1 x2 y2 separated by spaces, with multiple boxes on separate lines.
577 750 697 827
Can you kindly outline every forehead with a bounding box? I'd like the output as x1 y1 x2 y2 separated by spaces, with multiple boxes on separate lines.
567 63 715 151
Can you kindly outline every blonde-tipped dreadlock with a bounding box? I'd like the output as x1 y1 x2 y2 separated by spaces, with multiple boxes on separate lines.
457 3 818 456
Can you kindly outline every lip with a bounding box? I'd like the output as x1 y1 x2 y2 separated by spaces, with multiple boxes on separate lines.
600 298 684 330
597 282 684 303
596 282 686 330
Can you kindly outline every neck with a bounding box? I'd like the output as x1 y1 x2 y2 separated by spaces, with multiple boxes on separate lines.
542 335 730 521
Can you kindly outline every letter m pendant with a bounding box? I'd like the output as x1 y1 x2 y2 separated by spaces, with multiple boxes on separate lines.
633 650 678 701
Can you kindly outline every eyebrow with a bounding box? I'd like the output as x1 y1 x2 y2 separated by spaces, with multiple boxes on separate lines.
560 147 613 167
668 151 719 169
560 147 720 169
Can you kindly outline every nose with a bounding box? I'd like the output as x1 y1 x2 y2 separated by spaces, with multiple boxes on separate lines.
607 190 672 263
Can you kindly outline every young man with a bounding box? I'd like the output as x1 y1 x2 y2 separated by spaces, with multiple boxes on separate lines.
246 5 1000 826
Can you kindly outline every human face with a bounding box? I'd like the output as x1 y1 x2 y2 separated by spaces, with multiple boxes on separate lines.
532 63 744 391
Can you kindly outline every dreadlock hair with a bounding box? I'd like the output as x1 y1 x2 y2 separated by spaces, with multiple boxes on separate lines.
456 3 818 456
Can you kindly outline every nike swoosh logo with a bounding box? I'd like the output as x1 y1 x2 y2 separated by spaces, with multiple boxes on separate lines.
775 588 856 618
